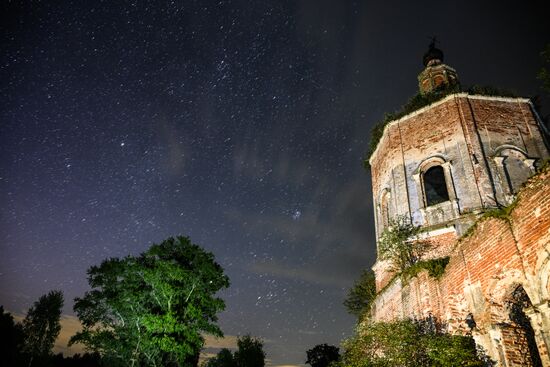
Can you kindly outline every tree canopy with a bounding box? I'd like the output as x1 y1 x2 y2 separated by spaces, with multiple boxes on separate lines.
202 335 265 367
203 348 237 367
21 290 64 366
306 344 340 367
339 318 487 367
70 236 230 367
343 269 376 318
234 335 266 367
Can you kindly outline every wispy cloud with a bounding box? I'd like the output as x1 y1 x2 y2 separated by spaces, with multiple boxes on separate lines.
249 260 349 288
203 334 239 350
226 173 375 289
156 116 189 177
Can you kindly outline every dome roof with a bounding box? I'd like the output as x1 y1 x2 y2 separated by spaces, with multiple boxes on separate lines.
423 40 444 67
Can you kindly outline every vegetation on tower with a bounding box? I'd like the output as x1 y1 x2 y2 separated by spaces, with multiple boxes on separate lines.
364 84 519 169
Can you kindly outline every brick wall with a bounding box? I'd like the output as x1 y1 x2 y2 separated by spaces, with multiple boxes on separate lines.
369 94 549 241
371 167 550 366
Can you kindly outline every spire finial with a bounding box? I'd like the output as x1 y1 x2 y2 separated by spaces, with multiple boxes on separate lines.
423 36 444 67
418 38 459 94
429 36 439 50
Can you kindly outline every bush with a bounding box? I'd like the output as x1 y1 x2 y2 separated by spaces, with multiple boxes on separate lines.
402 257 450 280
338 318 487 367
344 269 377 318
378 216 431 273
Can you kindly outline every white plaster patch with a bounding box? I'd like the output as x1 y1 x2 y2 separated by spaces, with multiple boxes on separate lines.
534 206 541 218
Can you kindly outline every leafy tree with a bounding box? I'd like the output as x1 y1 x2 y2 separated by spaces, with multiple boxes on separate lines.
0 306 25 366
70 236 230 367
339 318 486 367
306 344 340 367
378 216 430 272
20 290 64 366
203 335 265 367
344 269 376 318
234 335 266 367
203 348 237 367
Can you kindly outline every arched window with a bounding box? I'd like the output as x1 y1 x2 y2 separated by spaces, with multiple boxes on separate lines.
493 146 536 197
423 165 449 206
502 150 534 194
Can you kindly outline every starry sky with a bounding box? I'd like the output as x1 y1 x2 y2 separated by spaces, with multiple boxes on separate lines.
1 1 548 366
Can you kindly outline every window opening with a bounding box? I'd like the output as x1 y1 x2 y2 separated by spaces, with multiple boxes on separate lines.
423 166 449 206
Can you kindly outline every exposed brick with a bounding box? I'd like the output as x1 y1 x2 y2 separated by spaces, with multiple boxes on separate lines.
369 93 550 366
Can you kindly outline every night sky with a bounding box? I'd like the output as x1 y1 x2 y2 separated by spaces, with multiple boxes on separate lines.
1 1 548 365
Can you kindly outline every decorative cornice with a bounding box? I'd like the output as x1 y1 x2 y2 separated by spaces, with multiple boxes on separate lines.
369 93 531 165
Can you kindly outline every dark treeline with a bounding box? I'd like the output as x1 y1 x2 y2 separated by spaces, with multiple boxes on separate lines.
1 299 100 367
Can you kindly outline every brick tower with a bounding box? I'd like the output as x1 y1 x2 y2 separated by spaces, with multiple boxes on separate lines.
367 43 550 366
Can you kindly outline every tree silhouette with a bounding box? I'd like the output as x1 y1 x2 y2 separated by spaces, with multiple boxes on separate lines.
234 335 265 367
203 348 237 367
306 344 340 367
20 290 64 366
0 306 25 366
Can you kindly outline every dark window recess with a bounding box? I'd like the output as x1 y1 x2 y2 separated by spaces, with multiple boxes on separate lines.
423 166 449 206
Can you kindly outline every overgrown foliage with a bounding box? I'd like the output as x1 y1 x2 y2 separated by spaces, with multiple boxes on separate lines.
306 344 340 367
204 335 265 367
344 269 376 318
70 236 230 367
338 318 487 367
378 216 431 273
364 84 519 168
402 257 450 280
466 85 518 98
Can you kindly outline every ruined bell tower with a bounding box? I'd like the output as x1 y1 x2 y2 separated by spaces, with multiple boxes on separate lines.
367 42 550 366
369 44 549 289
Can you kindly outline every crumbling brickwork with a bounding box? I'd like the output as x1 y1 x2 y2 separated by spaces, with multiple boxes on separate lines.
369 94 549 295
368 90 550 365
371 166 550 366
